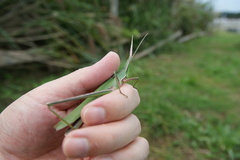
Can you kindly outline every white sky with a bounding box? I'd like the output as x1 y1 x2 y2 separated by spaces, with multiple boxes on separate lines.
197 0 240 12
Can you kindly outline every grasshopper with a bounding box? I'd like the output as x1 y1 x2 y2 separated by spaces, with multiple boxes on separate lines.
47 34 147 132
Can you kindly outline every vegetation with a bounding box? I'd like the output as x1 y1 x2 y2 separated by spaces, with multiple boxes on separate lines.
132 32 240 159
219 12 240 18
0 0 214 65
1 32 240 159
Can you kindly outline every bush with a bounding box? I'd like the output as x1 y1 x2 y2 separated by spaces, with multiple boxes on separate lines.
171 0 214 34
0 0 214 65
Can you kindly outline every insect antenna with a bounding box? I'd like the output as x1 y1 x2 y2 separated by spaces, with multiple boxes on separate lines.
124 33 148 72
133 33 148 57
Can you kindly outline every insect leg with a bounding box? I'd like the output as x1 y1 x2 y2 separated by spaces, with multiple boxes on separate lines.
47 89 112 130
114 72 128 98
123 77 139 88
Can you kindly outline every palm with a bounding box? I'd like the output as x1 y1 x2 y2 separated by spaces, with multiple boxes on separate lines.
0 90 71 159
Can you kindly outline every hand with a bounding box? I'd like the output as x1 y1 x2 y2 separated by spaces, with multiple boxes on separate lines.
0 52 149 160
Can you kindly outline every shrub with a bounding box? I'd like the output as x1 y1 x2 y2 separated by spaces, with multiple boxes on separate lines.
0 0 214 65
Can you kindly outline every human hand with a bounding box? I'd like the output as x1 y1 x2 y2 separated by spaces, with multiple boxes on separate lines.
0 52 149 160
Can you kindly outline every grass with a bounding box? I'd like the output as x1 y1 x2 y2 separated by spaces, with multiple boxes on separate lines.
0 65 69 111
131 32 240 160
0 32 240 159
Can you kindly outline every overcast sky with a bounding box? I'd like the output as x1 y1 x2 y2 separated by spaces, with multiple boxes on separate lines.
197 0 240 12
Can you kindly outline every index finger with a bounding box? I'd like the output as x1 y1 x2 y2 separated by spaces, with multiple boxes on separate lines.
27 52 120 108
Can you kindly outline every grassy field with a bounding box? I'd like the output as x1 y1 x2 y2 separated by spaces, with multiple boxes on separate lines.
132 32 240 160
0 32 240 159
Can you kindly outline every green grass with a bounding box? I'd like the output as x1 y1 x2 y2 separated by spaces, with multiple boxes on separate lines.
0 65 71 111
0 32 240 159
131 32 240 160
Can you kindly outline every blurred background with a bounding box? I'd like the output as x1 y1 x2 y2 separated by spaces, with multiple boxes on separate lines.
0 0 240 159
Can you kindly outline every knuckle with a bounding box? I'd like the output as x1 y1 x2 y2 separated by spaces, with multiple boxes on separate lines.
136 137 150 160
124 84 140 105
130 114 141 136
135 90 140 106
131 86 140 104
139 137 149 150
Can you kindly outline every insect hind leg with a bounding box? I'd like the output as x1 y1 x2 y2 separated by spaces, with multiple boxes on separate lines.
123 77 139 88
47 104 75 130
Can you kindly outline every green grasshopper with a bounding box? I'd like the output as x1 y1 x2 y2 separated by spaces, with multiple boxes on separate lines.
47 34 147 132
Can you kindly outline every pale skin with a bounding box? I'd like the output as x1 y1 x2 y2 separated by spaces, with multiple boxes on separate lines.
0 52 149 160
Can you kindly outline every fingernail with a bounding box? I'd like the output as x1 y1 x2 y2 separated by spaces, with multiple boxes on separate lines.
83 107 105 125
64 137 89 158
